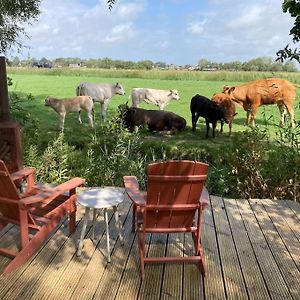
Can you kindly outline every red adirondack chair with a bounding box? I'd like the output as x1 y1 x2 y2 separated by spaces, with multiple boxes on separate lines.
0 159 85 275
123 160 209 280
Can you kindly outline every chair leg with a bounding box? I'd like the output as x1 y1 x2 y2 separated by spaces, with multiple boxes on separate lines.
69 197 77 234
132 204 136 233
138 227 145 280
69 211 76 234
199 255 207 277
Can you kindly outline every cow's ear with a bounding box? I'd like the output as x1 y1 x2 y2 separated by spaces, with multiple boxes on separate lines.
234 113 238 116
168 90 173 95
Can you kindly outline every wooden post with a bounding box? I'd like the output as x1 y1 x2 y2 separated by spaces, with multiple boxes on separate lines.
0 56 23 172
0 56 11 122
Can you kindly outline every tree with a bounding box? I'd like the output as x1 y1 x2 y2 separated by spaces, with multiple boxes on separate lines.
0 0 41 54
107 0 117 10
277 0 300 62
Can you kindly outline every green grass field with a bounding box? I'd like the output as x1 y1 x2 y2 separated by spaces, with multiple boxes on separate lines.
7 68 300 149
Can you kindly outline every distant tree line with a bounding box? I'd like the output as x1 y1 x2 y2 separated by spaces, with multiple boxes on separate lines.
6 55 298 72
197 57 298 72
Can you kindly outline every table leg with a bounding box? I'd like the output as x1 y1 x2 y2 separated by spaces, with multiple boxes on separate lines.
113 205 124 245
91 208 97 241
104 208 111 262
77 207 90 256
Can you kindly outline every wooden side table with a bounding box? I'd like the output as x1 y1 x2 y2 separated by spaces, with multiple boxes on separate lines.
76 187 124 262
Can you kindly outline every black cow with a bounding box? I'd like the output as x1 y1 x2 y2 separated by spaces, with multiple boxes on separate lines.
120 106 186 133
190 94 228 138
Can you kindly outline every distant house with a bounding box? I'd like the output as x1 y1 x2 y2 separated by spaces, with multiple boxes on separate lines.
202 67 218 71
69 63 82 68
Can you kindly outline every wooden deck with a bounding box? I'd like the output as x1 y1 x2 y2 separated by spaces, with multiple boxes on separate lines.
0 192 299 299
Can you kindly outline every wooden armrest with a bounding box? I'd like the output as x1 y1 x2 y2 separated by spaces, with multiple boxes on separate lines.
126 189 146 207
52 177 85 193
20 190 60 205
10 167 35 181
200 187 210 207
123 176 139 191
123 176 145 206
20 177 85 206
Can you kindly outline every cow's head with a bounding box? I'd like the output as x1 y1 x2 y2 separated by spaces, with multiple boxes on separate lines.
44 96 53 106
211 92 230 103
168 89 180 100
118 103 137 131
115 82 126 95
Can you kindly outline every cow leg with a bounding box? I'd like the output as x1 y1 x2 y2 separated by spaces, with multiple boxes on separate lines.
220 120 224 133
205 119 210 138
59 112 66 130
250 106 257 127
284 103 295 128
229 121 232 136
101 100 109 120
246 110 251 126
78 110 82 124
212 121 217 138
192 113 199 132
87 111 94 128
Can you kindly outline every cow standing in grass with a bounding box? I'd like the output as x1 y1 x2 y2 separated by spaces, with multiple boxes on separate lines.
45 96 94 130
218 78 296 127
190 94 228 138
212 93 237 136
76 82 125 120
131 88 180 110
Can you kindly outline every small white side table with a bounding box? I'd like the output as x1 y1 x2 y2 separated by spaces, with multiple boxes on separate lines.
76 187 124 262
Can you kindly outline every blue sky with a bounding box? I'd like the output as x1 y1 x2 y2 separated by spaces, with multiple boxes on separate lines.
15 0 296 66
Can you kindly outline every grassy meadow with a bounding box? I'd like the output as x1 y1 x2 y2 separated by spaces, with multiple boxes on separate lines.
7 67 300 150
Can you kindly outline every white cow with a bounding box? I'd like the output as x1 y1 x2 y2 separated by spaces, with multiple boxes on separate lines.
76 82 125 119
45 96 94 130
131 88 180 110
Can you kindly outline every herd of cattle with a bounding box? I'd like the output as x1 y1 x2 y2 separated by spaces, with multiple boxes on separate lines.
45 78 298 138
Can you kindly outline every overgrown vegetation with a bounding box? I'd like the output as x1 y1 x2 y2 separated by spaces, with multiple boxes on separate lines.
11 90 299 202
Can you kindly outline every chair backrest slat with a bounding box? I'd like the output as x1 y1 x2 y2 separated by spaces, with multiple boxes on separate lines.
146 160 208 229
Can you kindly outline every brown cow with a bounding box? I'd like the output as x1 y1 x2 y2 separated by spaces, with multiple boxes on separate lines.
212 93 237 136
216 78 296 127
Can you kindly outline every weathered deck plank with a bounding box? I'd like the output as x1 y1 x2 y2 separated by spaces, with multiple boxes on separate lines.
160 233 183 300
225 198 270 300
237 199 293 300
249 199 300 299
202 202 226 299
0 194 299 300
210 196 248 299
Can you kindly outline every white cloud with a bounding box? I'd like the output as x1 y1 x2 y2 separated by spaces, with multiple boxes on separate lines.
186 20 207 35
15 0 297 66
104 23 135 44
